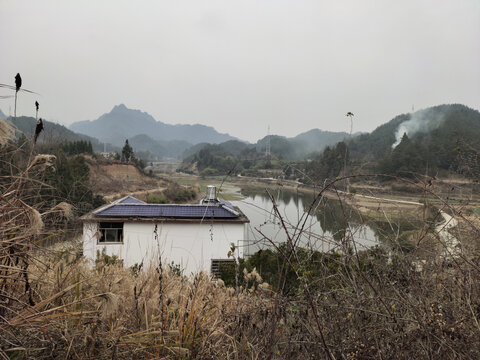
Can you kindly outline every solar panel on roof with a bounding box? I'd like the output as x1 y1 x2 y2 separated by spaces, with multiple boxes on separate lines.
96 204 238 218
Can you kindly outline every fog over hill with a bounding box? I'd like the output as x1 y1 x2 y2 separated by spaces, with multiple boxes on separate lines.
128 134 192 160
182 129 351 162
260 129 350 159
70 104 238 147
68 104 354 160
0 108 6 119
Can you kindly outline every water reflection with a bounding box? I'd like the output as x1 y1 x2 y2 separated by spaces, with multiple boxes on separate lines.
233 188 380 257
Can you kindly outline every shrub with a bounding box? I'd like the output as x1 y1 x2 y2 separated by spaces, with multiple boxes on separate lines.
146 192 167 204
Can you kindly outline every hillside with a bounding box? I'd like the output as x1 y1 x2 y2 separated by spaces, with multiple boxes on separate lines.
296 104 480 183
319 104 480 178
70 104 238 147
128 134 192 160
253 130 349 160
7 116 110 152
181 129 349 167
349 104 480 161
291 129 349 155
85 157 167 196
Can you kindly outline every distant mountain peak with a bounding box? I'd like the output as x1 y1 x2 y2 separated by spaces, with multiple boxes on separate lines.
112 104 127 111
69 104 238 146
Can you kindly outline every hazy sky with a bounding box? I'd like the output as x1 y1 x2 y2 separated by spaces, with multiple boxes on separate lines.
1 0 479 142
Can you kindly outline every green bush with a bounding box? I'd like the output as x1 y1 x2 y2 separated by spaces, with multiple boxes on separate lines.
163 184 197 203
200 167 218 177
146 193 167 204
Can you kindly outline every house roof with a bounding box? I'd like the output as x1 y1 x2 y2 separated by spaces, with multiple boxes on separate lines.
117 196 146 205
81 196 249 224
96 204 239 218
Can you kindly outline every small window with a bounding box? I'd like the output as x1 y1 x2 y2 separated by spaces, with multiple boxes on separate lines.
98 222 123 243
211 259 235 279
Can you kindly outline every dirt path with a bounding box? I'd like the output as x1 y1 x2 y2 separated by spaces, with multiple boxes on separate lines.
103 186 166 202
350 191 460 258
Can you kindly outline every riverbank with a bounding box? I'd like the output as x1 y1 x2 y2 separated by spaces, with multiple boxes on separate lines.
165 173 475 257
172 174 427 220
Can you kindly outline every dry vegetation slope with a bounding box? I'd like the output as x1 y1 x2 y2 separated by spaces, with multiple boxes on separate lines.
85 157 167 197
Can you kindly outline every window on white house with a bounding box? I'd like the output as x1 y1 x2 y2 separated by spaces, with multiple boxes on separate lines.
98 222 123 243
211 259 235 279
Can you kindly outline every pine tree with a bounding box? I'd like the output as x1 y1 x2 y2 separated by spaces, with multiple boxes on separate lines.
122 139 133 162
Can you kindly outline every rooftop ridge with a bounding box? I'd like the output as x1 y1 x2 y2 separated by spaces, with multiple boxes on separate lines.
94 203 242 219
108 201 239 215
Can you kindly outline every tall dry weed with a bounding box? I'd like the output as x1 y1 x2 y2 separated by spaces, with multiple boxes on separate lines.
0 119 14 146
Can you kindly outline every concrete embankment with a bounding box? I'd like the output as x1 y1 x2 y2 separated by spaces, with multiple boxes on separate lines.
436 211 461 259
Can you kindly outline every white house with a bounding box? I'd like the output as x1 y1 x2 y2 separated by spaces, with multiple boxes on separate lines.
81 187 249 275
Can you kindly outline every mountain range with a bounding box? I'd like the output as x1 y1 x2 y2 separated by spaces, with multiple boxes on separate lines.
2 104 350 161
70 104 237 147
69 104 350 160
6 103 477 172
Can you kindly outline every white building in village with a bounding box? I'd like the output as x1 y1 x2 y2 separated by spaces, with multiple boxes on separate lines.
81 187 249 275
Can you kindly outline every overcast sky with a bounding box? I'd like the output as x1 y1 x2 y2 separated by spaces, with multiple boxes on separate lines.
1 0 479 142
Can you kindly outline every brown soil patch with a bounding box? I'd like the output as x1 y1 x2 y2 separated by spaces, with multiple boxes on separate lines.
86 159 168 198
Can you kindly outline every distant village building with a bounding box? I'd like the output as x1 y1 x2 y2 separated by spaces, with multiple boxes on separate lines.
100 152 116 160
81 187 249 274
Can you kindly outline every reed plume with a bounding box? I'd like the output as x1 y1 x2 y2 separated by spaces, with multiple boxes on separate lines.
14 73 22 121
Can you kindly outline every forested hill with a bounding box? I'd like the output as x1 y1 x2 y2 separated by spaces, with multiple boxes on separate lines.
291 129 350 155
7 116 107 151
179 129 350 175
348 104 480 176
349 104 480 161
182 129 348 164
254 130 349 160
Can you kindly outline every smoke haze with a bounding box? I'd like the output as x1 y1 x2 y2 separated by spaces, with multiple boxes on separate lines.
392 108 448 148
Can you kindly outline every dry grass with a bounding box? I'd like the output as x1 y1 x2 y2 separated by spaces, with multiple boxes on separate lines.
1 143 480 359
0 120 15 146
5 252 275 359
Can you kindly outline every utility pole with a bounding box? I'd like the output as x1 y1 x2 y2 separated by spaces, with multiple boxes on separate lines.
345 112 354 193
266 125 271 158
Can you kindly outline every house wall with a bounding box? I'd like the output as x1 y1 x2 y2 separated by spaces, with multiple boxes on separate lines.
83 221 246 274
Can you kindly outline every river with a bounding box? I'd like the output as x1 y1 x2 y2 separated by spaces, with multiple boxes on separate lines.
232 188 382 257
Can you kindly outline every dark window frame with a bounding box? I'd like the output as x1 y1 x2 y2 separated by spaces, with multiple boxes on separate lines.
98 222 124 244
211 258 235 278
